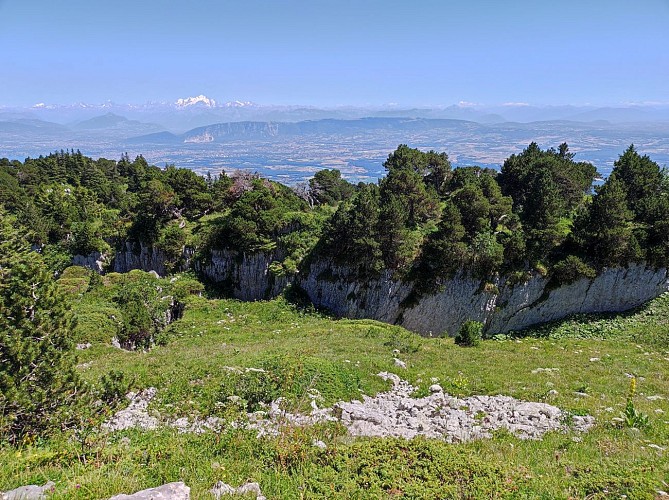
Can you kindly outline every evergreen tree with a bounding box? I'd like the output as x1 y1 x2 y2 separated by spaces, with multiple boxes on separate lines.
611 145 663 220
573 175 639 267
414 200 469 288
0 212 80 443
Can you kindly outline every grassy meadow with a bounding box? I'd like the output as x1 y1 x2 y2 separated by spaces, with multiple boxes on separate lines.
1 268 668 499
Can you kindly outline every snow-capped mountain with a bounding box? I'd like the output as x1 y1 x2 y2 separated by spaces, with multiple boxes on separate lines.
222 100 254 108
175 95 217 108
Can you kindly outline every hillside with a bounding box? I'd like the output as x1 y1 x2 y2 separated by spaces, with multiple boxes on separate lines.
1 266 668 497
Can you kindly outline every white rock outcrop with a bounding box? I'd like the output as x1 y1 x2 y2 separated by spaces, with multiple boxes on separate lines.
210 481 266 500
108 482 190 499
2 481 55 500
104 373 594 444
196 249 289 301
78 242 669 335
335 372 594 442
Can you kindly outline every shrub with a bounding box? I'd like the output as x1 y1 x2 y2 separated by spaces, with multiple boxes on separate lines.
0 215 81 443
455 320 483 347
550 255 596 286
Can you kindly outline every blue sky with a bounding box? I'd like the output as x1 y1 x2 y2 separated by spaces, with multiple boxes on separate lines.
1 0 668 107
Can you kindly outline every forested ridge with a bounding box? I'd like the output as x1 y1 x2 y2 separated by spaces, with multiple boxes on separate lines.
1 142 668 288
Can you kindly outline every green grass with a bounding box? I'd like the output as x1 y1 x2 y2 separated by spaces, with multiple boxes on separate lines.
2 272 669 498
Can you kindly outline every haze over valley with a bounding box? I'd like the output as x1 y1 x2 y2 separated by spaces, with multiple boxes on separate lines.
3 97 669 183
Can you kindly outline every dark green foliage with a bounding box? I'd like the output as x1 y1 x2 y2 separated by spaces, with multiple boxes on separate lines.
498 142 596 260
455 320 483 346
611 145 664 220
320 184 383 272
499 142 596 220
414 200 469 287
97 371 134 407
470 231 504 277
0 214 80 443
211 178 307 253
380 151 441 228
108 272 184 350
163 165 213 218
572 175 641 267
550 255 596 286
308 169 355 205
155 222 187 273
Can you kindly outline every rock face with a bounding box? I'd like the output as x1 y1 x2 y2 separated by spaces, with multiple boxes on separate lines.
108 482 190 500
300 260 669 335
112 242 193 276
72 251 110 273
76 240 669 335
196 249 289 301
109 243 286 301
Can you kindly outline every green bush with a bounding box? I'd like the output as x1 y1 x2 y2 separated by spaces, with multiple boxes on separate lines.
0 215 81 443
455 320 483 347
550 255 596 286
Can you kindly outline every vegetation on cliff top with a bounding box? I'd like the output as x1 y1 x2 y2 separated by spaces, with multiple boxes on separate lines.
2 143 668 290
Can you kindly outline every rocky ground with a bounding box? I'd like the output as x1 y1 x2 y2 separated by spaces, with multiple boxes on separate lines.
2 372 597 499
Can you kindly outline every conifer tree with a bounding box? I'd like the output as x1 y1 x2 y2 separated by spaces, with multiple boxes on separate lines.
573 175 640 267
0 212 80 443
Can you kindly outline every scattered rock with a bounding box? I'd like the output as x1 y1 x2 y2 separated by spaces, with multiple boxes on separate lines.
335 372 594 442
76 343 92 350
109 482 189 499
648 443 665 451
589 357 600 362
2 481 55 500
111 337 122 349
210 481 266 500
104 373 595 444
393 358 407 369
103 388 159 432
647 395 665 401
531 368 559 374
312 439 327 450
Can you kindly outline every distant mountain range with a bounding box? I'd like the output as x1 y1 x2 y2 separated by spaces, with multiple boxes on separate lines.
2 101 669 185
127 117 488 145
2 96 669 133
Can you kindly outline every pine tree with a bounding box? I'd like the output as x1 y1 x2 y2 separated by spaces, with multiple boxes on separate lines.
573 175 639 267
0 212 80 443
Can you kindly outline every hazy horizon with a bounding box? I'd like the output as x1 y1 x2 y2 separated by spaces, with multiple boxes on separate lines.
1 0 668 108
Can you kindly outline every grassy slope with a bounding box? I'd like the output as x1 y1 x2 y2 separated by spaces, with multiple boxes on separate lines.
2 271 669 498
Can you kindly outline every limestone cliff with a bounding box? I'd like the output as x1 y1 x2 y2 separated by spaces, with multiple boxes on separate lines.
195 249 289 301
75 244 669 335
299 260 669 335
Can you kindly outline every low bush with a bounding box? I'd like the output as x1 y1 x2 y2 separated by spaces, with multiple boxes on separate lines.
455 320 483 347
550 255 596 286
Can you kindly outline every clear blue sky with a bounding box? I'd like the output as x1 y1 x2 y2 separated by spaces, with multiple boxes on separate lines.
1 0 668 107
